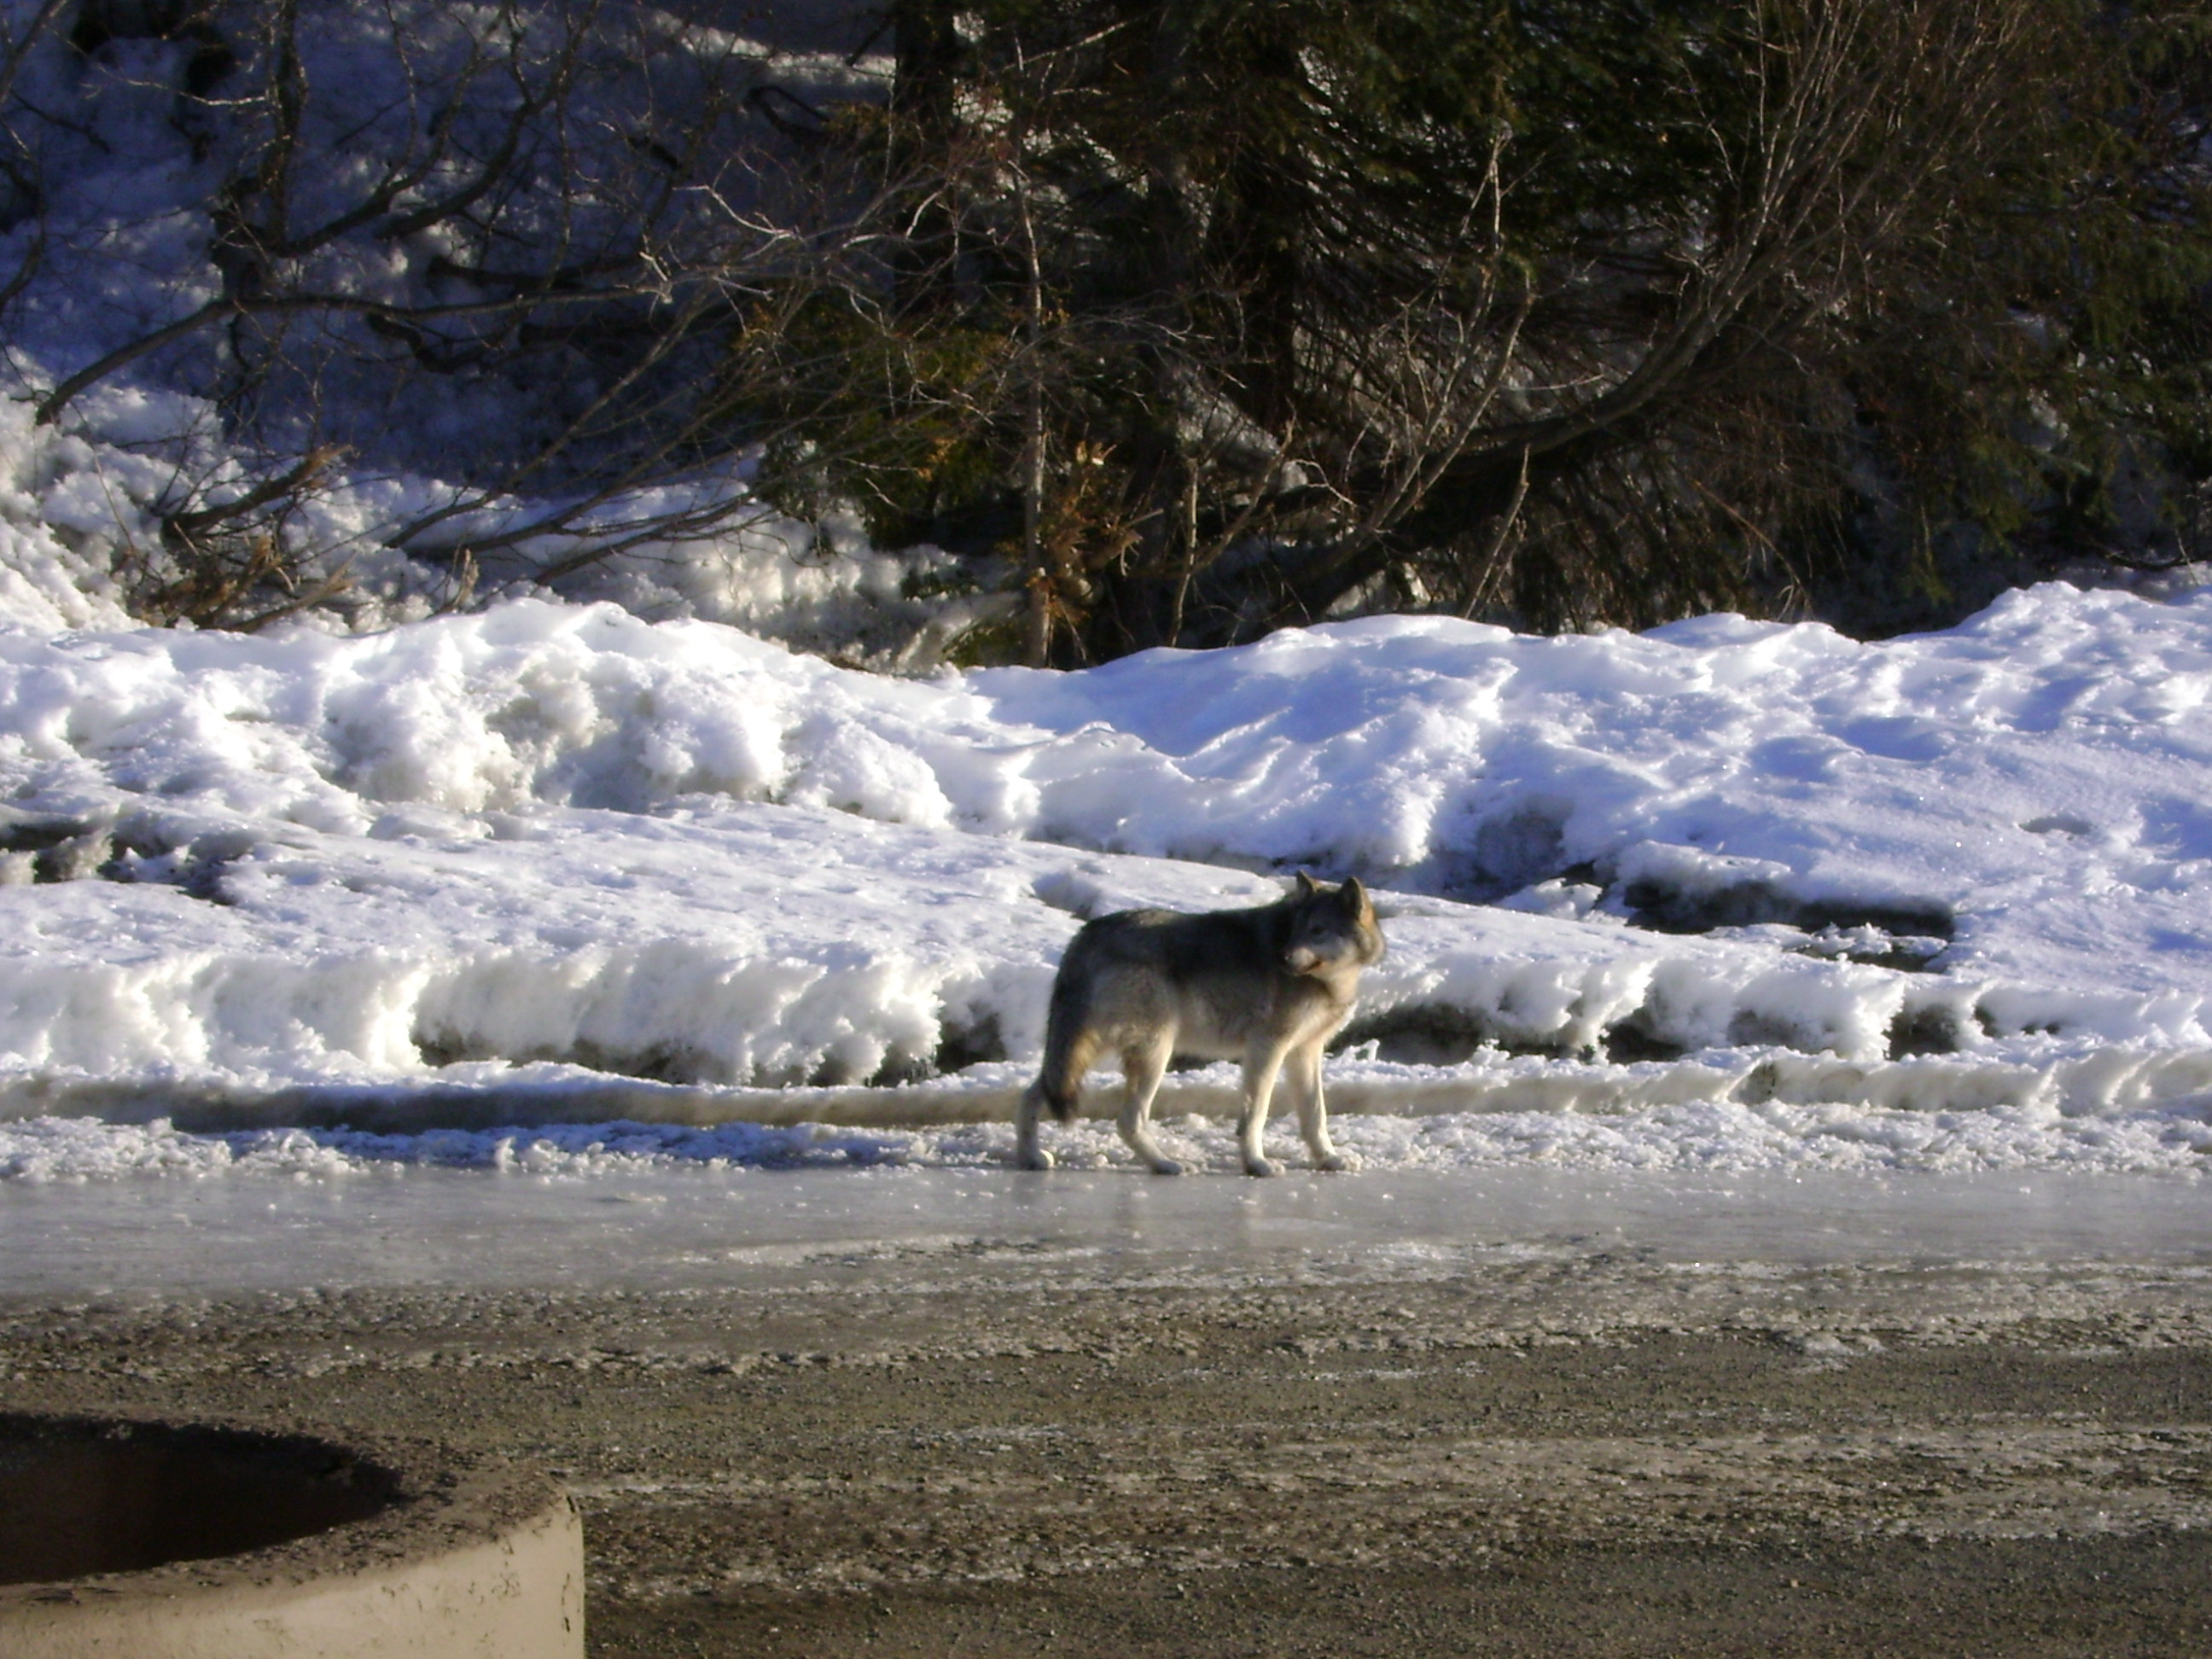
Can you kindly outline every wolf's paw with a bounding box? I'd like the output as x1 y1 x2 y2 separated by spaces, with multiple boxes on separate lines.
1313 1150 1360 1173
1016 1145 1056 1171
1146 1157 1185 1177
1243 1156 1284 1179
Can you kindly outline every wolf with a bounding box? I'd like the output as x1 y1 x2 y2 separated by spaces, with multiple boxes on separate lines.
1016 874 1386 1177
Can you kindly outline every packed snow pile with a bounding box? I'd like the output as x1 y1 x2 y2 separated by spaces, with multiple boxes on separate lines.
0 577 2209 1182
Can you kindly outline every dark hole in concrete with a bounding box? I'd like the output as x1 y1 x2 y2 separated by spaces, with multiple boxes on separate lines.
0 1416 398 1586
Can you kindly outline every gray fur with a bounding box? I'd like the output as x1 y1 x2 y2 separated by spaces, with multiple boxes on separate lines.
1016 874 1386 1177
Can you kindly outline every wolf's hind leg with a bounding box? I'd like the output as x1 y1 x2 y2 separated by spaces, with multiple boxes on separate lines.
1286 1042 1353 1172
1238 1045 1289 1177
1117 1036 1181 1175
1014 1082 1054 1170
1017 1029 1100 1170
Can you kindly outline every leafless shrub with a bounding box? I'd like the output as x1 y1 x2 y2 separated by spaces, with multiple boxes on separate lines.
120 444 346 627
9 0 932 623
5 0 2203 652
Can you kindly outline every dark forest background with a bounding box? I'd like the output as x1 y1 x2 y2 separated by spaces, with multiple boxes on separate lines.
18 0 2212 661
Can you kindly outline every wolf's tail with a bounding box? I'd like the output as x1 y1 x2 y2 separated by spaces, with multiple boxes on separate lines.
1031 1049 1084 1126
1030 994 1091 1126
1022 1076 1076 1129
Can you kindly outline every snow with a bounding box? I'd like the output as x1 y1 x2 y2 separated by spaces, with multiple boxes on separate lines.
0 577 2207 1184
9 1080 2212 1185
0 0 2205 1197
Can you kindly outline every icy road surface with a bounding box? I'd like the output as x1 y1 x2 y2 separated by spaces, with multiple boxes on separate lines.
8 1165 2209 1301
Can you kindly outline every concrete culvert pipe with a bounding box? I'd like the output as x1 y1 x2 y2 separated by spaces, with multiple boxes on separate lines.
0 1412 582 1657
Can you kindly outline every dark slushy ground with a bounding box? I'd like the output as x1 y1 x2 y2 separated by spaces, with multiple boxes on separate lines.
4 1166 2210 1656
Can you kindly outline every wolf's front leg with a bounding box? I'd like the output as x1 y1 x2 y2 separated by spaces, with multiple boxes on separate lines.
1286 1043 1354 1172
1238 1045 1289 1176
1117 1037 1182 1175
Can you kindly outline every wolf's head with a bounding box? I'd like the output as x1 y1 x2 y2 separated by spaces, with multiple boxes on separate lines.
1282 873 1387 979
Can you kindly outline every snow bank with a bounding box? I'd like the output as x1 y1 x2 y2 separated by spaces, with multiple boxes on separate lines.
0 373 996 659
0 799 1948 1095
5 0 2203 1184
4 580 2212 968
0 577 2206 1171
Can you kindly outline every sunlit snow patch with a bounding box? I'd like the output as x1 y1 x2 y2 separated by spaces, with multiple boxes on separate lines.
0 583 2206 1152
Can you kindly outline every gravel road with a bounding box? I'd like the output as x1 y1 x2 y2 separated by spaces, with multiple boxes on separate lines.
6 1183 2212 1656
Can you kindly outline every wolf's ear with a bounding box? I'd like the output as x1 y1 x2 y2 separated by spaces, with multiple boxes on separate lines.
1295 870 1319 899
1342 876 1367 911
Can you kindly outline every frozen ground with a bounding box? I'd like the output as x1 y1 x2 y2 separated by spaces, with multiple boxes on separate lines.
10 1155 2212 1659
6 1162 2211 1301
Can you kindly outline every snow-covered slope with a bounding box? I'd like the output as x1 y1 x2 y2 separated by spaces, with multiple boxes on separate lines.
1 579 2211 1184
0 0 2203 1184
